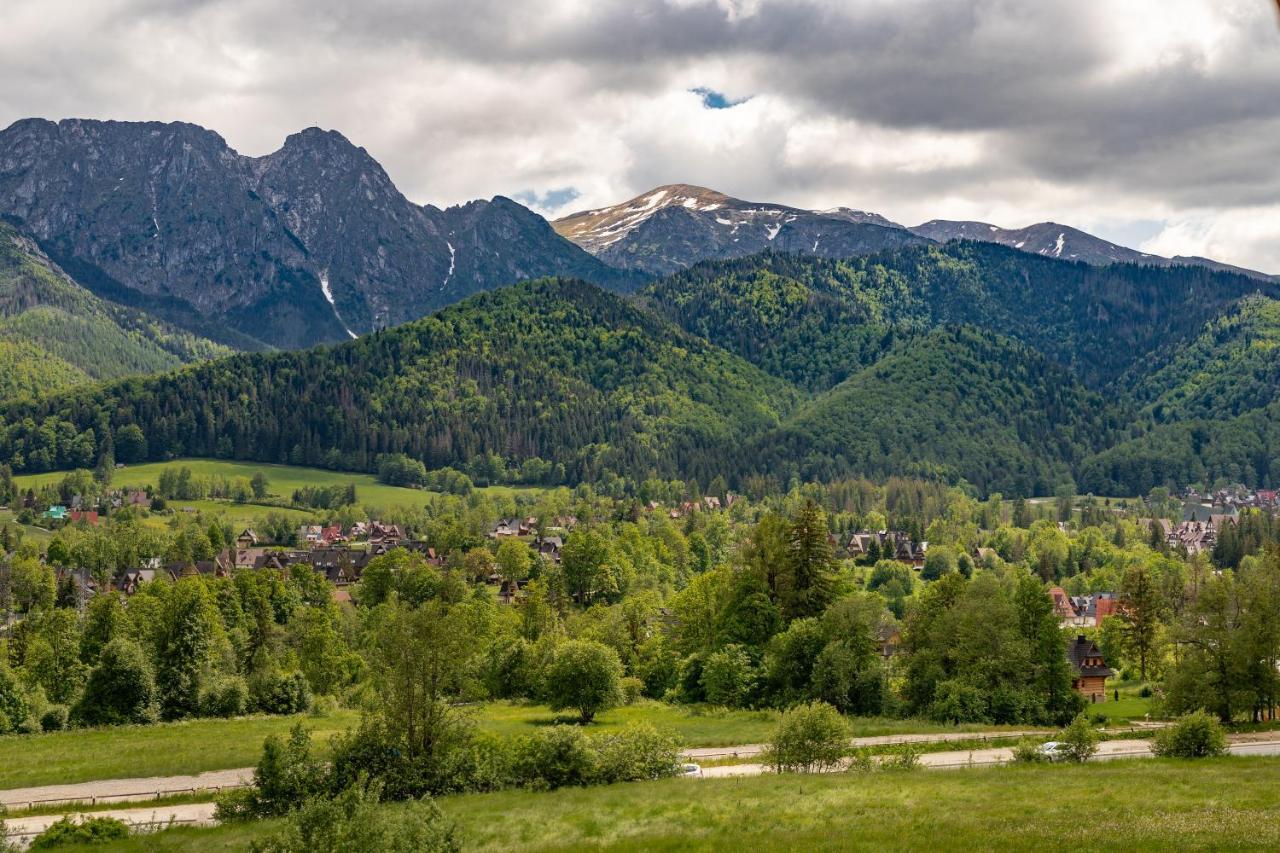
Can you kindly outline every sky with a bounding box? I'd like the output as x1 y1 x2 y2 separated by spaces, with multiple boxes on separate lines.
2 0 1279 272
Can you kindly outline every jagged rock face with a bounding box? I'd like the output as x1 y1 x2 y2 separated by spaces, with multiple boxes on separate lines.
0 119 632 347
552 184 926 276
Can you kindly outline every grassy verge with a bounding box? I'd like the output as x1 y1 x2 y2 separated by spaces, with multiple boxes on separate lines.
92 757 1280 851
4 791 218 819
0 711 361 790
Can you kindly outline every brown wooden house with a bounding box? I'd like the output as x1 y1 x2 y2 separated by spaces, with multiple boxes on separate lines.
1067 634 1113 703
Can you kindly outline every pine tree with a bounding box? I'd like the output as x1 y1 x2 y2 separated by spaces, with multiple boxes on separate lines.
781 500 836 621
1118 564 1162 681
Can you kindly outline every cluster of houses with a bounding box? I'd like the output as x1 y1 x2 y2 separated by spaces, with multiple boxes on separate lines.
33 490 150 526
1143 515 1233 555
1182 486 1279 513
843 530 929 569
1049 587 1118 628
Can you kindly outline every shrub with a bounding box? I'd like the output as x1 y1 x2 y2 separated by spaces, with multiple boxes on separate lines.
1138 685 1153 698
29 816 129 848
218 724 328 820
249 783 459 853
0 665 30 735
512 726 595 790
700 644 756 708
309 694 340 717
1151 712 1227 758
619 677 644 706
200 675 249 718
251 670 312 715
765 701 850 773
1059 713 1100 763
544 640 623 724
72 637 157 726
879 745 920 771
593 723 683 783
1011 738 1049 763
929 680 989 724
40 704 69 732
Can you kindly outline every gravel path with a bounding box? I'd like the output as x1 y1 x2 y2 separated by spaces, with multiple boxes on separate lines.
0 767 252 810
4 802 218 847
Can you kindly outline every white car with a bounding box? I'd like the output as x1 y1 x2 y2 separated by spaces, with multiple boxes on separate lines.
680 763 703 777
1038 741 1071 762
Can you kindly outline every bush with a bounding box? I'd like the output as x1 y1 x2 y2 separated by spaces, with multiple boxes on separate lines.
29 816 130 848
310 694 340 718
40 704 69 732
593 723 683 783
619 677 644 706
1151 712 1227 758
700 644 756 708
72 638 157 726
1138 685 1153 698
0 665 30 735
879 745 920 771
200 675 249 718
929 680 989 724
1011 738 1049 763
219 724 328 820
765 701 850 773
512 726 595 790
249 782 459 853
251 670 312 715
1059 713 1100 763
544 640 623 724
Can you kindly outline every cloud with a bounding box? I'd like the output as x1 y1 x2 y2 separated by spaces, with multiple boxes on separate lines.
512 187 582 214
1 0 1278 270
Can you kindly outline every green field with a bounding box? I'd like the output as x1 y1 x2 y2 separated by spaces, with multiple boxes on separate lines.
0 701 1043 791
13 458 541 525
82 757 1280 852
0 711 362 791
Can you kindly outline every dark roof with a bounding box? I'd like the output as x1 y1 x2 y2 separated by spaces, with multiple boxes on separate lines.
1066 634 1114 679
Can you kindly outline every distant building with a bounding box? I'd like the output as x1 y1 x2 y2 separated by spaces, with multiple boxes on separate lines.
1067 634 1113 703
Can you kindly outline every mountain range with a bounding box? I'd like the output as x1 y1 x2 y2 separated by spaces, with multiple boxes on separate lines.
4 239 1279 497
1 117 1274 359
2 117 1279 497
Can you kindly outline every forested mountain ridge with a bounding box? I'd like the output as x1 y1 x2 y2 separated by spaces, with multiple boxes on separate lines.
0 277 799 482
742 327 1123 496
644 244 1280 390
0 118 634 349
2 235 1279 496
0 220 230 401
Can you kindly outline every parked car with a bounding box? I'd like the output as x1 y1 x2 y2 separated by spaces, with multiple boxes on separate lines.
1038 741 1071 762
681 763 702 777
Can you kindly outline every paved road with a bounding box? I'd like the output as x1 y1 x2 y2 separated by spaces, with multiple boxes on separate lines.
685 729 1051 761
698 738 1280 778
0 768 252 810
4 802 218 846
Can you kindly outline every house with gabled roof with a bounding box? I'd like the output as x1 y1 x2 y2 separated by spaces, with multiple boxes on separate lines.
1067 634 1113 703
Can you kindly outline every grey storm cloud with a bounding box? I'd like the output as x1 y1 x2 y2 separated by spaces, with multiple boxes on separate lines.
1 0 1278 270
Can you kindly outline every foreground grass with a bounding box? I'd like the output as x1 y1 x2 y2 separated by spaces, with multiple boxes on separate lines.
0 711 361 790
96 757 1280 851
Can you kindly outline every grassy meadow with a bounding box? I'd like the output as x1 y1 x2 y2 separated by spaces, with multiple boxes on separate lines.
83 757 1280 852
0 700 1051 790
11 458 542 530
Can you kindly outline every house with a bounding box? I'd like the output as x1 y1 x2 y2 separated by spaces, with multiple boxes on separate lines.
533 535 563 563
127 490 149 506
320 524 345 545
369 522 405 545
236 529 260 548
42 505 68 521
69 509 100 526
1049 586 1075 622
497 578 524 605
488 519 521 539
1067 634 1113 703
298 525 324 546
